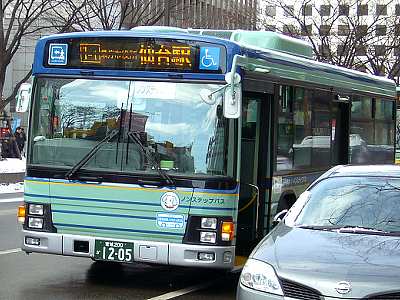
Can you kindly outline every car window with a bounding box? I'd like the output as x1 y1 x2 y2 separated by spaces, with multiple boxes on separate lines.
292 176 400 232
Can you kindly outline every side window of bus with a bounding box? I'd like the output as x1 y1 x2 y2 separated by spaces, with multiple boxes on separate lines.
350 97 394 164
276 85 332 171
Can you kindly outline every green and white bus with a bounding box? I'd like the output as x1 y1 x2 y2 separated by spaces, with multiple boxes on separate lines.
19 28 396 269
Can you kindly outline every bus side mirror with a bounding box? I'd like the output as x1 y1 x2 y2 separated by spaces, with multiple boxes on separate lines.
16 83 32 113
223 72 241 119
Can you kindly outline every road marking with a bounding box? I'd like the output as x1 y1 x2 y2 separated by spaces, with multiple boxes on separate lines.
0 208 18 216
0 248 21 255
147 280 218 300
0 197 23 203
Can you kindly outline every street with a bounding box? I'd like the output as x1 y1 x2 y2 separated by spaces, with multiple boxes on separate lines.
0 199 239 300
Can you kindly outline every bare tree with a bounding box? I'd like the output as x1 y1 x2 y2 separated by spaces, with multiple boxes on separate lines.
362 13 400 79
260 0 400 79
48 0 187 32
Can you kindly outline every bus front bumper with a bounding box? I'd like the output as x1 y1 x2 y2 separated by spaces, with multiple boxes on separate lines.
21 230 235 269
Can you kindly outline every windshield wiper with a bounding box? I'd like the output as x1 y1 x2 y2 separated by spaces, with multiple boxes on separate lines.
126 131 175 187
297 225 398 235
296 225 337 231
335 225 391 234
65 129 119 180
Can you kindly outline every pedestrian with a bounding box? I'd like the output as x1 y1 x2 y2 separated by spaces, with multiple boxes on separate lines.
14 127 26 156
3 132 21 159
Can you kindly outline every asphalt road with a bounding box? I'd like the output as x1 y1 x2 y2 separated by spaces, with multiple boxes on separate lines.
0 199 239 300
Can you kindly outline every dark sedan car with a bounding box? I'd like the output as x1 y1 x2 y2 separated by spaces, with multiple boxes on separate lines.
237 165 400 300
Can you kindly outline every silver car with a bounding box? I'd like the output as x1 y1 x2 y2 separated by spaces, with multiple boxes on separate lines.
237 165 400 300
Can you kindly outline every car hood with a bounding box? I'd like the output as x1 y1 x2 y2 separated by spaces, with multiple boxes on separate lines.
252 225 400 298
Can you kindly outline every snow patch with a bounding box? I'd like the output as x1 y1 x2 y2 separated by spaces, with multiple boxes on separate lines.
0 182 24 194
0 158 26 173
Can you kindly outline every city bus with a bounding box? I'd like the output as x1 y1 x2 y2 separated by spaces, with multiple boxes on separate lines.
19 28 396 269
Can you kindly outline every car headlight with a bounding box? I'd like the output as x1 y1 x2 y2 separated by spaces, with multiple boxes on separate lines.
240 259 283 296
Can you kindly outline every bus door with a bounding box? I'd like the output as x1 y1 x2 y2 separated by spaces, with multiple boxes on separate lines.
331 99 350 164
236 92 273 255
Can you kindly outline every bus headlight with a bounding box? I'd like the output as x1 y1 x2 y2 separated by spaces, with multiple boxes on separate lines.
29 204 44 215
200 231 216 243
240 259 283 296
201 217 217 229
28 217 44 229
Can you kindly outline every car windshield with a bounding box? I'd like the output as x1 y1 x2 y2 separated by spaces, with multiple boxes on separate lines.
28 77 229 177
292 176 400 233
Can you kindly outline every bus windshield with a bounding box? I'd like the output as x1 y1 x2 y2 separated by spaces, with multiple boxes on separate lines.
29 77 228 177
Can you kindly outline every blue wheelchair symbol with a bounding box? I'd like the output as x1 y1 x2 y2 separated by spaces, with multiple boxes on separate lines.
199 47 220 71
48 43 68 65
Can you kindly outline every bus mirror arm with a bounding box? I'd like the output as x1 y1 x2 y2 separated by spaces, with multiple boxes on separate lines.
223 55 270 119
223 55 245 119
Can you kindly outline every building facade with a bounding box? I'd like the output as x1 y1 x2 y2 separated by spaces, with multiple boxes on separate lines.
161 0 258 30
120 0 257 30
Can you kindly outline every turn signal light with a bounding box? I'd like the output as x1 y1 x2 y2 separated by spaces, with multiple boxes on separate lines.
221 221 234 241
17 204 26 223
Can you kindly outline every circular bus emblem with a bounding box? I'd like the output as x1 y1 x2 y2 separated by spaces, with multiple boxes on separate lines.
160 192 180 211
335 281 352 294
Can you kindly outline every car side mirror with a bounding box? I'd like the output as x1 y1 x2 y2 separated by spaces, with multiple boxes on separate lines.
272 209 288 227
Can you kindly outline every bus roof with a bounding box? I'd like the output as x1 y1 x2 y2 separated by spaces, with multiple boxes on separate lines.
33 29 396 98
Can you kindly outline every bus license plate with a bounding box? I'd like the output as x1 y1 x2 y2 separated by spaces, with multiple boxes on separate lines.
94 240 134 263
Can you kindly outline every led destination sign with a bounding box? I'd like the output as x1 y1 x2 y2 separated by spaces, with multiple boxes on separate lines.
45 38 226 73
79 42 192 69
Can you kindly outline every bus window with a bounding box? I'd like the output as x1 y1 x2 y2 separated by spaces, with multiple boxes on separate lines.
350 97 394 164
277 86 332 171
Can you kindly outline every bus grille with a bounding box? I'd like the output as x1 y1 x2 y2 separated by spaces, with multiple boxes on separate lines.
366 292 400 299
280 278 322 300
